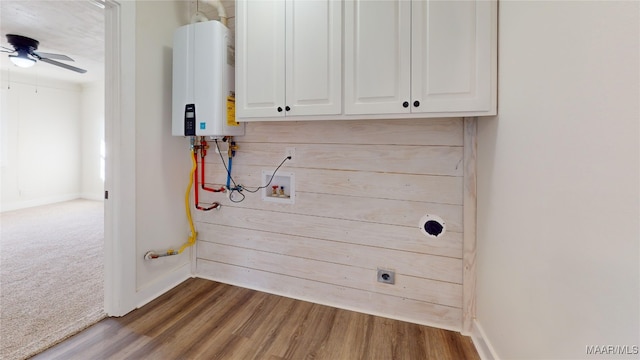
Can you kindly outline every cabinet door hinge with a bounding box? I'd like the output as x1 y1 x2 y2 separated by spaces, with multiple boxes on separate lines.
105 190 109 200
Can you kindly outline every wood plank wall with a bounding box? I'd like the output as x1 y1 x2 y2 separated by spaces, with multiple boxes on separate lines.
194 118 465 331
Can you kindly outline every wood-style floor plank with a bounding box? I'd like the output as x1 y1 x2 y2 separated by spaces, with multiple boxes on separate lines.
32 278 479 360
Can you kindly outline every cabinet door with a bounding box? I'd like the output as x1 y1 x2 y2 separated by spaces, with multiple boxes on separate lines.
236 0 286 118
286 0 342 116
344 0 411 115
412 0 495 113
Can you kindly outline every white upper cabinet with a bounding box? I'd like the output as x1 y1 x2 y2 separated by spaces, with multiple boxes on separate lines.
411 0 494 114
343 0 412 115
236 0 285 118
345 0 496 116
237 0 497 121
236 0 342 119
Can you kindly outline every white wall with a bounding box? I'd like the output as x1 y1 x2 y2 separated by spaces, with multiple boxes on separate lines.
105 0 196 317
0 74 82 211
133 0 194 295
81 80 105 200
476 1 639 359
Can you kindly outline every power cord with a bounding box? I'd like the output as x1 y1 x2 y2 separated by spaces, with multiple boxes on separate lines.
214 139 291 203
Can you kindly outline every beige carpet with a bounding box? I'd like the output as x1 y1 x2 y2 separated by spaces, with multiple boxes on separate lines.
0 199 106 360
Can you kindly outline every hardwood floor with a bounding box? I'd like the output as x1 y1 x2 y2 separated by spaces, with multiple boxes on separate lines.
32 278 479 360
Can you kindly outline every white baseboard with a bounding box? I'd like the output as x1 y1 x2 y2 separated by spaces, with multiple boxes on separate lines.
80 193 105 201
1 194 81 212
472 319 500 360
135 262 193 310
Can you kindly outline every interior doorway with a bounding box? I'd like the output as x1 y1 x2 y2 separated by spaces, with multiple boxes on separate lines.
0 1 109 359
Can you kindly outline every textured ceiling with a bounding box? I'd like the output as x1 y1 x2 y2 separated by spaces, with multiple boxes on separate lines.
0 0 235 85
0 0 105 84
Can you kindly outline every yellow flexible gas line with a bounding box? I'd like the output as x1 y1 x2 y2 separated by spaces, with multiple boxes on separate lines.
177 149 198 254
144 148 198 260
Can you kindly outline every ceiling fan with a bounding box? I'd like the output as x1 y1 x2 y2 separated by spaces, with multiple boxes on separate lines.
1 34 87 74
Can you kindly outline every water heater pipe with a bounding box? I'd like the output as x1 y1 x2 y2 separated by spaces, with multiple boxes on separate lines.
190 0 228 26
205 0 228 26
225 137 238 190
199 139 225 193
190 11 208 23
193 140 222 211
226 156 233 190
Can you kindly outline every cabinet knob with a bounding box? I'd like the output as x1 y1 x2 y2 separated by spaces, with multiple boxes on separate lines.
413 101 420 107
277 107 283 112
402 101 409 108
285 106 291 111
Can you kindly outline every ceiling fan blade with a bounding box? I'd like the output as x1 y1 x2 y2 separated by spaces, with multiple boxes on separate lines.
33 51 75 62
39 57 87 74
1 46 15 53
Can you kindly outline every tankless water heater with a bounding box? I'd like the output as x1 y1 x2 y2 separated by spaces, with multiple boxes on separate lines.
172 20 244 137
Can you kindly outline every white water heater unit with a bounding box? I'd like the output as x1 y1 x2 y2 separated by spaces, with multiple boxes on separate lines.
172 20 244 137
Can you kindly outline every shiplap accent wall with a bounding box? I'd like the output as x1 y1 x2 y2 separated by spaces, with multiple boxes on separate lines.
194 118 467 331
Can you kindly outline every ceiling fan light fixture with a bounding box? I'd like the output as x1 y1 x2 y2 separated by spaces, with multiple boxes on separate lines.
9 51 36 68
4 35 86 73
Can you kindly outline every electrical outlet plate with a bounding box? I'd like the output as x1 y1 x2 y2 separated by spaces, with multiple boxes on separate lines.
377 268 395 284
285 147 295 163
